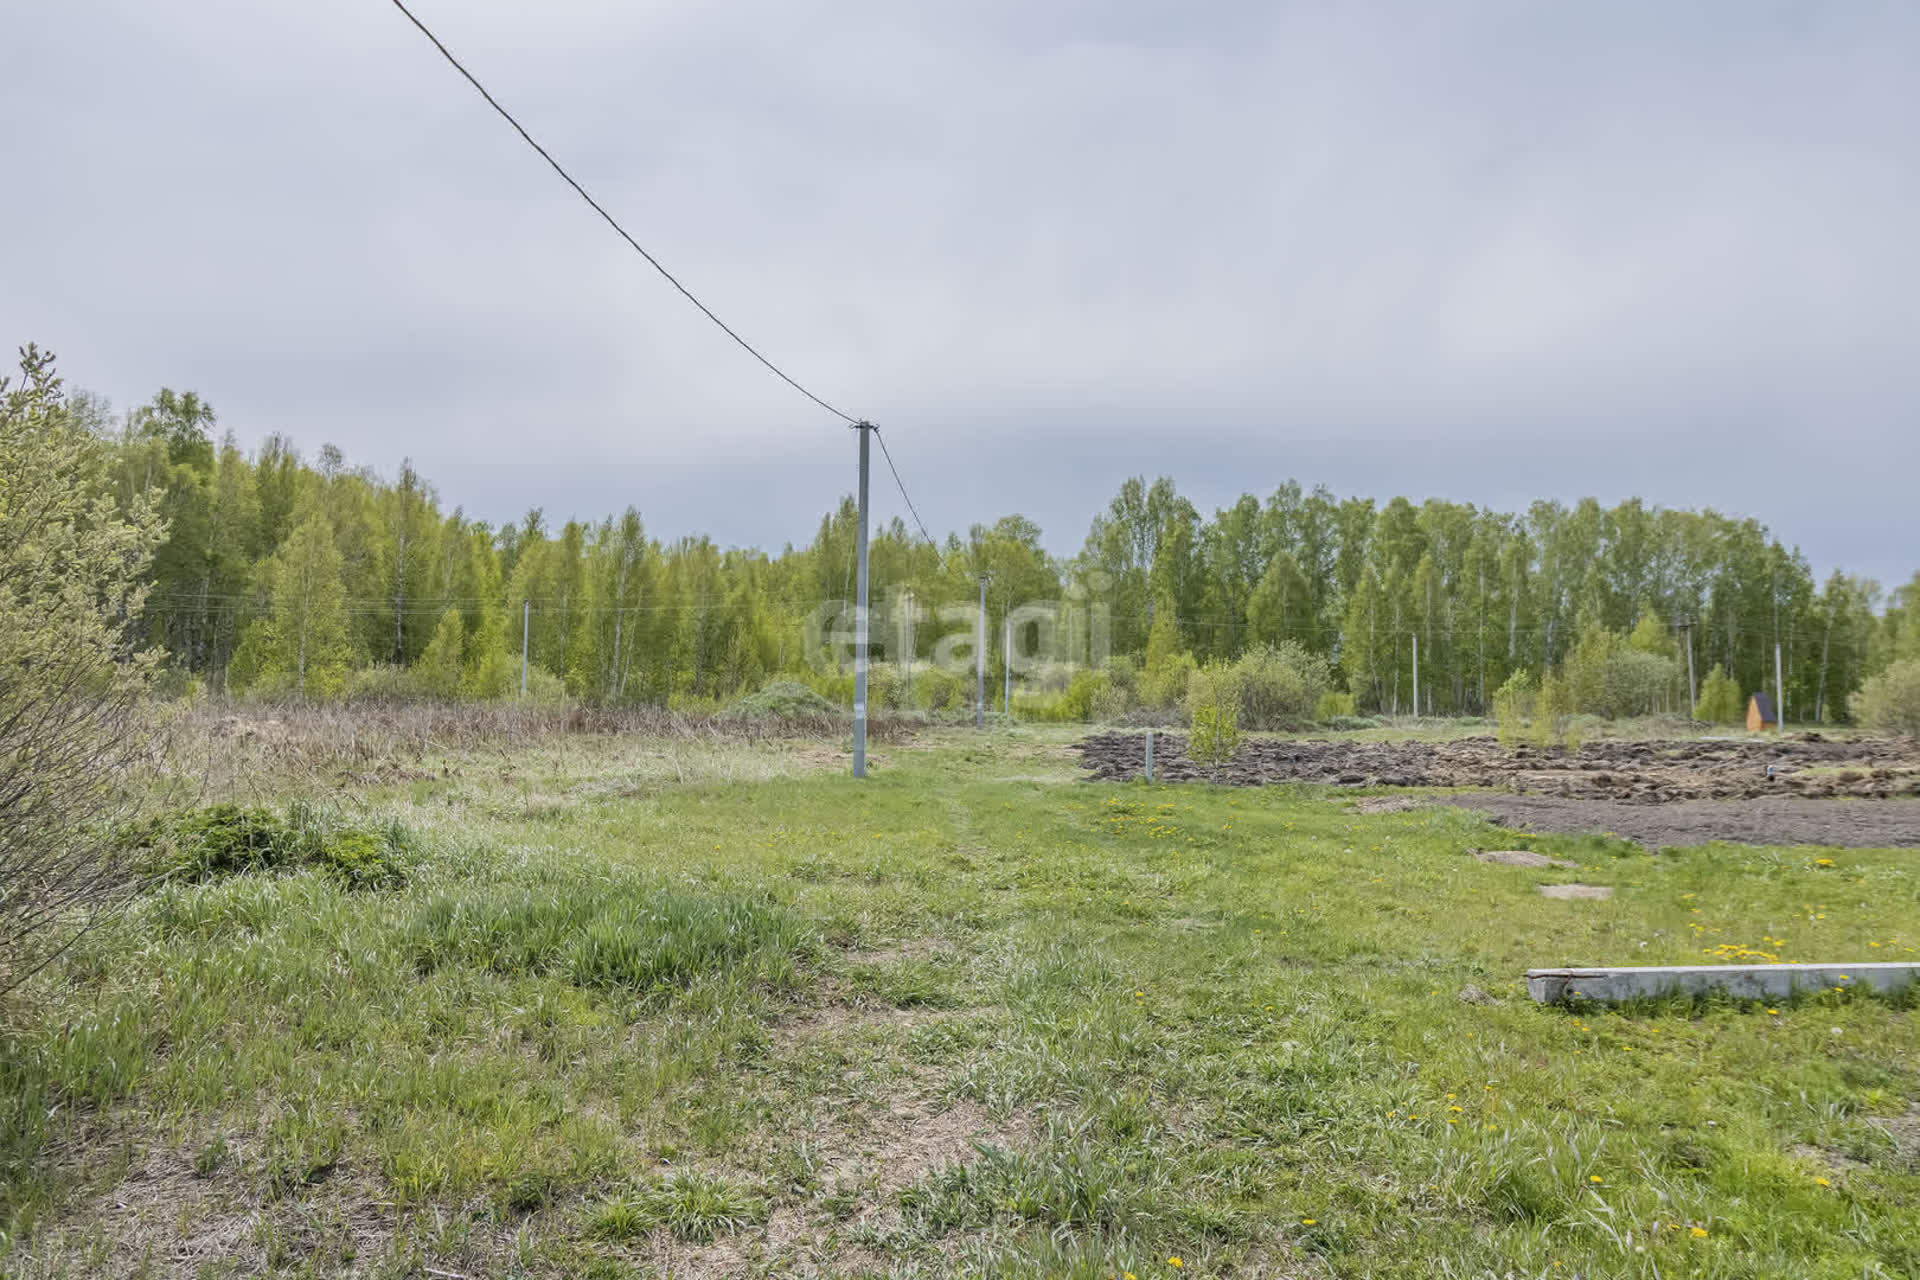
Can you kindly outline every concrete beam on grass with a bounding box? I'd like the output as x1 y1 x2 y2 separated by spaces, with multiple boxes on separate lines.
1525 962 1920 1005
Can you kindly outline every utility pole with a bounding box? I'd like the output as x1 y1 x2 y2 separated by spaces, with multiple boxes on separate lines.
853 422 873 777
1003 613 1012 714
520 599 530 697
976 573 989 729
1776 641 1785 726
1412 633 1419 721
901 588 913 710
1679 618 1697 714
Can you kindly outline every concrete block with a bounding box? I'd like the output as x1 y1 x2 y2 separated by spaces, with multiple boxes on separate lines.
1525 962 1920 1005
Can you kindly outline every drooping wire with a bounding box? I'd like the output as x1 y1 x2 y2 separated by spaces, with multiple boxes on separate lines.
872 425 937 548
387 0 858 425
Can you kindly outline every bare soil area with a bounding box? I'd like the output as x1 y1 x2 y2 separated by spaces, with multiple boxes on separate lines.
1440 792 1920 850
1078 731 1920 801
1077 730 1920 848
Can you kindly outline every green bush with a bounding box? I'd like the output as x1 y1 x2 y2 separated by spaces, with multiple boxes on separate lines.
1494 671 1536 748
1693 666 1743 725
731 680 839 718
1315 690 1357 720
167 805 290 879
1852 658 1920 735
1188 669 1242 776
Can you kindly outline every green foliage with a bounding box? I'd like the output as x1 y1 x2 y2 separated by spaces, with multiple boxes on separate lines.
1315 690 1357 720
417 607 464 699
1694 666 1744 725
404 882 813 994
731 680 838 719
0 346 166 992
255 511 353 699
1851 658 1920 735
159 803 411 888
589 1172 767 1242
1187 668 1242 774
1493 670 1536 749
1139 605 1195 709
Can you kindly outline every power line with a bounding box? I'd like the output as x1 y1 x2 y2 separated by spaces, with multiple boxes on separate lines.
872 426 936 547
387 0 858 426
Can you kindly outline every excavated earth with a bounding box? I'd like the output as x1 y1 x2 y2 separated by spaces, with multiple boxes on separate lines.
1075 731 1920 848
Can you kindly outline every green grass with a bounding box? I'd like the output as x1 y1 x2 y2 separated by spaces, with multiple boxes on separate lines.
1 723 1916 1277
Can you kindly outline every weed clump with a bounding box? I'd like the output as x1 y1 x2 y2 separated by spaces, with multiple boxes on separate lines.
404 882 814 995
588 1171 767 1241
154 802 414 889
730 680 839 719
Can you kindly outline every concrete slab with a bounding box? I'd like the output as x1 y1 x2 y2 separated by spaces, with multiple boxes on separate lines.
1526 962 1920 1004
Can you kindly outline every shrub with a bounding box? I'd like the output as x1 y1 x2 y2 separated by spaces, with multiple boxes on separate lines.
1 346 166 994
167 805 290 879
1493 671 1536 749
1315 690 1357 720
1693 666 1743 725
731 680 838 719
1188 669 1242 777
1852 658 1920 735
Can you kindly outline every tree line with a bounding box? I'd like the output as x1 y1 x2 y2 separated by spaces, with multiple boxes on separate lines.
79 382 1919 721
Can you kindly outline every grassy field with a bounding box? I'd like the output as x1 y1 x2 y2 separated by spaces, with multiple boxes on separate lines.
2 722 1917 1279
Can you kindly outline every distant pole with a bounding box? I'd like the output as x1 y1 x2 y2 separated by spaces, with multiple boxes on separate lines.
853 422 873 777
902 588 913 710
1682 620 1697 713
1776 641 1785 726
1145 729 1155 782
1412 633 1419 721
520 599 530 696
1003 614 1012 713
976 574 989 729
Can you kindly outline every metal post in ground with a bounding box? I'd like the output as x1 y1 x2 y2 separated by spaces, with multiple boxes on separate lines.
1145 729 1155 782
853 422 873 777
976 573 989 729
520 599 530 697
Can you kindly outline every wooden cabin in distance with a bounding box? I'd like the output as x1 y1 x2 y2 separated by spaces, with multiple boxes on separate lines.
1747 692 1778 732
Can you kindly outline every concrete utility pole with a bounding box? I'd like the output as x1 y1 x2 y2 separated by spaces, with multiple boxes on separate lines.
1678 618 1697 713
1003 614 1012 714
1776 641 1786 725
1412 633 1419 720
976 573 989 729
853 422 874 777
901 588 913 709
520 599 530 697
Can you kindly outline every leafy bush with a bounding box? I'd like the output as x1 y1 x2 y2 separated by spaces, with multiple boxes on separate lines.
1693 666 1743 725
1188 670 1242 776
731 680 839 719
1315 690 1357 720
1852 658 1920 735
167 805 289 878
1494 670 1536 749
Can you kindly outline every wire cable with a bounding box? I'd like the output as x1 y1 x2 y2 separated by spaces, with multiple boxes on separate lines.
387 0 858 425
871 425 937 547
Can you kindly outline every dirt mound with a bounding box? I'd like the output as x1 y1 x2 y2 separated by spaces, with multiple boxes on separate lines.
1439 792 1920 849
1077 731 1920 803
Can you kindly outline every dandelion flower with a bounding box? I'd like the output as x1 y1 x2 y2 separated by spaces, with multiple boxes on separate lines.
1589 1175 1604 1184
1301 1217 1317 1225
1814 1176 1831 1186
1690 1226 1708 1238
1168 1259 1184 1269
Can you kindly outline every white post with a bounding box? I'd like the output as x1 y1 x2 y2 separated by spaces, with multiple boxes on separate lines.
1412 633 1419 721
1003 614 1012 713
520 599 530 697
976 574 988 729
853 423 872 777
1776 641 1785 726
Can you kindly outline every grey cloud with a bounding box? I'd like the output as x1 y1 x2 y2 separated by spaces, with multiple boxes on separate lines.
4 1 1915 583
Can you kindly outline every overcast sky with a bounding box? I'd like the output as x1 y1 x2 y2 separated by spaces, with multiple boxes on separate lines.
6 1 1917 585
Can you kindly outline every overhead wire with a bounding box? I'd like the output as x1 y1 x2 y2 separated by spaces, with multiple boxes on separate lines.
387 0 858 426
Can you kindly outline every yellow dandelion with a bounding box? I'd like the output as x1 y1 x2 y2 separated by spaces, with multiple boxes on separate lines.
1690 1226 1708 1238
1589 1175 1603 1184
1301 1217 1317 1225
1814 1176 1831 1186
1168 1259 1184 1270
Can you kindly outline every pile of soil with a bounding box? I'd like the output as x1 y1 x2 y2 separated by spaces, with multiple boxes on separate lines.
1075 731 1920 802
1439 792 1920 850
